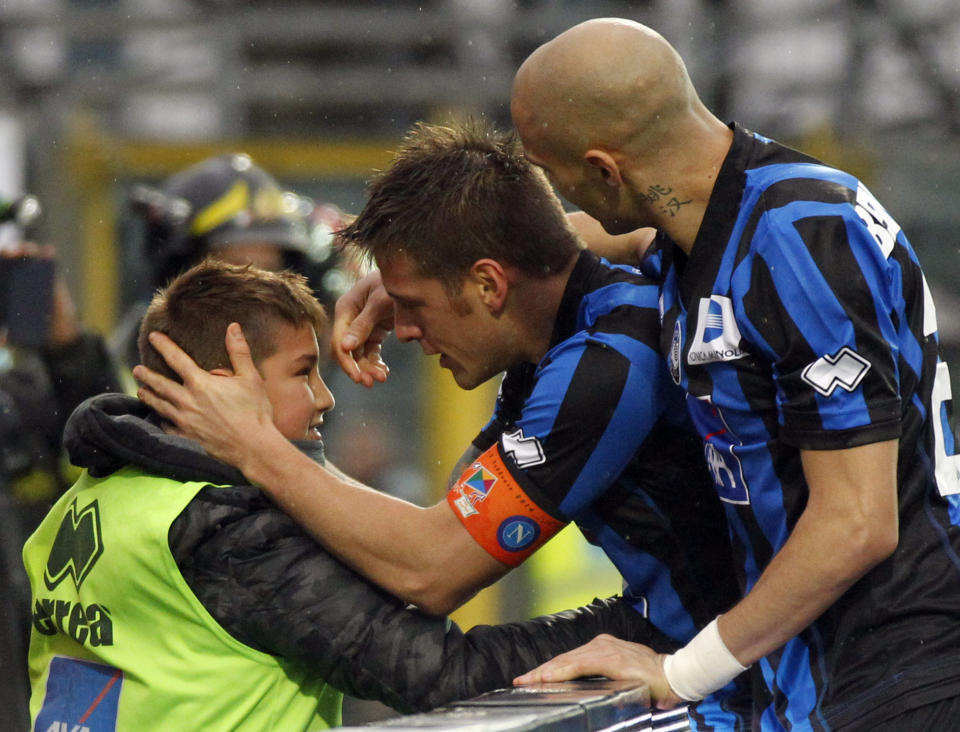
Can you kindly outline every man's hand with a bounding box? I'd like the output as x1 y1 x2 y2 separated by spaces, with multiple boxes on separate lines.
565 211 656 266
513 635 683 710
132 323 278 471
331 270 394 387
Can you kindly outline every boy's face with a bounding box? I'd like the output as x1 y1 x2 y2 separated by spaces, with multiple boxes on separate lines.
258 321 335 442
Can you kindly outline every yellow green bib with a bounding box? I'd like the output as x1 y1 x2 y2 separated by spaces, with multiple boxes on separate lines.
23 466 341 731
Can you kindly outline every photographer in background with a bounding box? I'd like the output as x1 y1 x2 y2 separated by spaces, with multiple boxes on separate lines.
0 233 125 732
0 241 125 527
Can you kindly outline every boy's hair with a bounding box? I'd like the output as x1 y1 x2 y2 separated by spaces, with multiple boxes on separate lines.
138 258 326 383
338 117 580 290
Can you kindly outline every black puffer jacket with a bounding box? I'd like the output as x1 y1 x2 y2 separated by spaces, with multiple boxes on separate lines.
63 393 675 714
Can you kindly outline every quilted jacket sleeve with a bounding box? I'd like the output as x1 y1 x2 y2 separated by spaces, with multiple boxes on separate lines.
170 485 674 713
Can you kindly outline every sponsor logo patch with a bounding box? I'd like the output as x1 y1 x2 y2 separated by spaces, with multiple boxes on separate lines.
32 599 113 647
670 320 682 385
35 656 123 732
501 428 545 468
688 396 751 504
801 347 871 397
687 296 745 365
450 464 497 518
44 498 104 592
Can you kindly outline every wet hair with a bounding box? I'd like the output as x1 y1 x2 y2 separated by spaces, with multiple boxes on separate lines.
138 258 326 383
339 117 579 290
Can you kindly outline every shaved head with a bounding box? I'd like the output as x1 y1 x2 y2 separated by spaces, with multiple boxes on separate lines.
509 18 732 244
511 18 701 163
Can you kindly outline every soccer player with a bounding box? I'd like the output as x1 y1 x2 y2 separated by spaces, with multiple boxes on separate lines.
502 18 960 732
134 120 750 730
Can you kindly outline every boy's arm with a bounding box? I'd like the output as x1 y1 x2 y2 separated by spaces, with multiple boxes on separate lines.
136 327 509 615
350 593 677 713
174 486 673 714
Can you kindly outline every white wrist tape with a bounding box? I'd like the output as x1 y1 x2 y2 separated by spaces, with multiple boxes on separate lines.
662 617 749 702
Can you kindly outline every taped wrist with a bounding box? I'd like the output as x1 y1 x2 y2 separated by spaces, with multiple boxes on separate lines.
662 617 748 702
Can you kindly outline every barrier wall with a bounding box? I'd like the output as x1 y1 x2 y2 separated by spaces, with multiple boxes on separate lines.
340 680 692 732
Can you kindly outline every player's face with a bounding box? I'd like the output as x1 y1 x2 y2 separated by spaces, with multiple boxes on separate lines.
258 321 335 441
381 255 509 391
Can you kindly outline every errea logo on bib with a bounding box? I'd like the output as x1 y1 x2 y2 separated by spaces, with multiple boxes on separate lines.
687 296 745 365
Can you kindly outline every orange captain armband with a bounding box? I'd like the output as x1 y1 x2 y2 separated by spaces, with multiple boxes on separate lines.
446 443 566 566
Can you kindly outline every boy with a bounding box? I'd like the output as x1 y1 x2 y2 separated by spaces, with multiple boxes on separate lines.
23 259 668 731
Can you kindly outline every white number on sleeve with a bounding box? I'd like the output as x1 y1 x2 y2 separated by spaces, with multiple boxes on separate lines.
854 183 901 259
932 361 960 496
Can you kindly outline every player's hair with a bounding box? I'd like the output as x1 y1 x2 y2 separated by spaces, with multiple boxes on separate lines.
138 258 326 383
339 117 580 289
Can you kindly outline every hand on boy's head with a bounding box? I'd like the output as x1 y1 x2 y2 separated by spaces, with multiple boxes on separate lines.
132 324 277 471
332 270 394 387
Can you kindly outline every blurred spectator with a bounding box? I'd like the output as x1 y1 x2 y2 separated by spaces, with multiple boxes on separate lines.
112 152 355 369
0 242 125 732
0 419 31 732
326 416 428 506
0 243 124 525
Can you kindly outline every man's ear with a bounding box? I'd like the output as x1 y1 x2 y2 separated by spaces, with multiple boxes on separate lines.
584 149 623 187
470 259 509 312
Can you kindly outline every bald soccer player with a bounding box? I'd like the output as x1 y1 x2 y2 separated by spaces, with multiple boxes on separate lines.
504 19 960 732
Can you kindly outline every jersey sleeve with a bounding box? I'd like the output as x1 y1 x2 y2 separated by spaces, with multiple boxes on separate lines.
451 331 668 565
472 364 536 452
738 185 909 449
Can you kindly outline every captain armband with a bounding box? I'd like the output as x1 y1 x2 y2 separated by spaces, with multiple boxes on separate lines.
446 443 565 566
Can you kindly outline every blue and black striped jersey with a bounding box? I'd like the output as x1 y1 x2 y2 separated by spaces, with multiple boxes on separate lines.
659 124 960 730
474 250 748 732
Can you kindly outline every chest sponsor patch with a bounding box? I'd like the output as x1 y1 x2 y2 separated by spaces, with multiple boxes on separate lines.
688 396 751 505
687 295 745 365
35 656 123 732
447 443 565 566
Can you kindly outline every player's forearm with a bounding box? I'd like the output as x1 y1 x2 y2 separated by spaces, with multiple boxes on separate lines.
239 429 478 613
662 501 894 703
665 441 899 701
719 500 895 666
